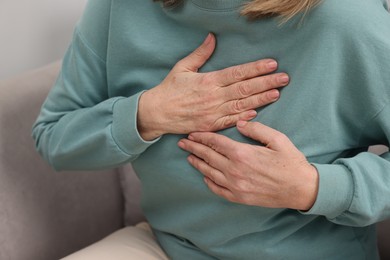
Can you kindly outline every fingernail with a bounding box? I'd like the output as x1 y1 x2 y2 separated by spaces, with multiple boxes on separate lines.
267 60 278 70
188 134 195 141
279 74 289 85
237 121 248 128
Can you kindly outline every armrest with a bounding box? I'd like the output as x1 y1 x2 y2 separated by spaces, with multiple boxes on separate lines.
0 62 124 260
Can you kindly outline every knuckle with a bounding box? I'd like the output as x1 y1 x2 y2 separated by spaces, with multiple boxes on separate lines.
220 115 236 128
236 82 251 97
203 152 213 164
236 180 250 193
208 136 219 149
205 117 220 132
255 94 268 105
209 169 219 181
270 132 288 145
277 132 288 141
231 100 244 113
198 149 211 163
198 121 212 132
269 135 280 145
231 66 246 81
231 180 250 196
229 167 242 178
233 148 248 162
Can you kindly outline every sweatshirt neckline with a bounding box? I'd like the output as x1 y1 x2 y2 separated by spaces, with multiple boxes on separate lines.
190 0 245 11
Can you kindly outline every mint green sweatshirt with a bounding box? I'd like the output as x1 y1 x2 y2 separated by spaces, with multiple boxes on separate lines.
33 0 390 259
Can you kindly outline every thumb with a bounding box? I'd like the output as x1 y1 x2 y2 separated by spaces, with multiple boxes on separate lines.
176 33 216 72
236 121 292 151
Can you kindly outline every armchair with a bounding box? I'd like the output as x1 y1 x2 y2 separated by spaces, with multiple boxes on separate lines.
0 62 143 260
0 63 389 259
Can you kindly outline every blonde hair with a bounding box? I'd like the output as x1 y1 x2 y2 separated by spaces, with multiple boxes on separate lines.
154 0 321 22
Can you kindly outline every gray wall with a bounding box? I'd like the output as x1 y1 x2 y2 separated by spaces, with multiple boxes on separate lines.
0 0 87 80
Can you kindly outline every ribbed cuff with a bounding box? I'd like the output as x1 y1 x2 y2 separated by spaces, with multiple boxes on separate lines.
300 163 354 219
111 92 161 155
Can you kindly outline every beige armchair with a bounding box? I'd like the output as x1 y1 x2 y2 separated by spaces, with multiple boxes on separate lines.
0 63 389 259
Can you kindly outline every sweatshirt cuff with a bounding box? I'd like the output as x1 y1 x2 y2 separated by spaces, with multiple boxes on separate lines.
111 91 160 155
300 163 354 219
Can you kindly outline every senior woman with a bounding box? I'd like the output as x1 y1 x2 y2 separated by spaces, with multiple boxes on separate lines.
33 0 390 259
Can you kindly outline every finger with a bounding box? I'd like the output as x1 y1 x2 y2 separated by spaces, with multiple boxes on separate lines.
204 177 237 203
224 72 289 100
236 121 293 151
187 155 228 187
175 33 216 72
239 89 281 109
178 138 230 171
187 132 239 158
220 90 279 115
210 58 278 86
211 110 258 130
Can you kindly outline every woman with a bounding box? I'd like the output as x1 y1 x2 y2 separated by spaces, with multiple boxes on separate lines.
33 0 390 259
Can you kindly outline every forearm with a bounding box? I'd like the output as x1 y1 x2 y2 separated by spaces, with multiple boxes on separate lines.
33 92 158 170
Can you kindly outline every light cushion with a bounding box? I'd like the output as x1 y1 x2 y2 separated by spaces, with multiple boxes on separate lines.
62 223 168 260
119 163 146 226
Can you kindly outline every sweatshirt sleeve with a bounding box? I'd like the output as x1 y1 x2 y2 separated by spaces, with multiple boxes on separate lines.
302 103 390 227
32 0 159 171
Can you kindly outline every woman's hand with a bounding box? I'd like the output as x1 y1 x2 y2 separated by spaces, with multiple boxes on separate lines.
177 121 319 211
138 34 289 140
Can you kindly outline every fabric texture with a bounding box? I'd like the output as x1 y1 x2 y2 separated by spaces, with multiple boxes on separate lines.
119 163 146 226
61 223 169 260
32 0 390 259
0 62 124 260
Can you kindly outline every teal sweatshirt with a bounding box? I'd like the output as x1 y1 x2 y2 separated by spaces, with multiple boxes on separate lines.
33 0 390 259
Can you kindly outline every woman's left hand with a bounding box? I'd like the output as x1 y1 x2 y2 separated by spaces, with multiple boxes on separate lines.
178 121 319 211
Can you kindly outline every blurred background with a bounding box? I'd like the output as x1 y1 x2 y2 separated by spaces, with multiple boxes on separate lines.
0 0 88 80
0 0 389 81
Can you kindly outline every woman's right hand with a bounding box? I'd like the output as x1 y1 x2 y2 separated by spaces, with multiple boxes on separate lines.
137 33 289 141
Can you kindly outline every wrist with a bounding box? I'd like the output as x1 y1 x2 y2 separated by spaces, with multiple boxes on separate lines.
137 89 165 141
297 164 319 211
